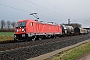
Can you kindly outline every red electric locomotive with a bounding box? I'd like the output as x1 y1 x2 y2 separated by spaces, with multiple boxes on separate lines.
14 19 62 41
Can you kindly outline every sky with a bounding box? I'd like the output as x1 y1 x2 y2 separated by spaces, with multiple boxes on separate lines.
0 0 90 28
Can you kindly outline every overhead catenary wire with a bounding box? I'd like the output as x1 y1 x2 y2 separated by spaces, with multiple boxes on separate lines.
0 0 77 23
0 3 30 13
24 0 70 18
0 0 89 27
12 0 61 21
44 0 85 21
26 0 84 24
1 0 71 21
1 0 83 24
0 3 59 22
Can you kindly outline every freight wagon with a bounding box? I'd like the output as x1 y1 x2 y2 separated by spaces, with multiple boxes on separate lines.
61 25 74 36
74 27 88 35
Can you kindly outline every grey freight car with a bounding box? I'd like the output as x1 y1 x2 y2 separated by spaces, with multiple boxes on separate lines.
61 25 74 36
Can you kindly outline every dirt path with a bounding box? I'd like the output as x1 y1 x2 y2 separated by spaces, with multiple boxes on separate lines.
75 50 90 60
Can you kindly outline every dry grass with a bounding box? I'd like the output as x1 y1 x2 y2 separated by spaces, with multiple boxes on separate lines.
0 36 14 42
0 32 14 42
45 42 90 60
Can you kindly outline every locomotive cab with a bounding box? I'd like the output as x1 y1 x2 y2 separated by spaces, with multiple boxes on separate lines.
14 20 37 41
14 20 27 40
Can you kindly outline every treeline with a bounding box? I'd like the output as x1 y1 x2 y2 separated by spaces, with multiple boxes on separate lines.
0 20 16 32
62 23 82 28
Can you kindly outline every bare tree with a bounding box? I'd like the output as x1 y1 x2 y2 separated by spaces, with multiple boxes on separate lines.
11 21 16 28
70 23 82 28
63 23 82 28
7 21 11 29
0 20 6 29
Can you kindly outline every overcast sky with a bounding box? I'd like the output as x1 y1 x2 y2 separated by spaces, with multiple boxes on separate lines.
0 0 90 27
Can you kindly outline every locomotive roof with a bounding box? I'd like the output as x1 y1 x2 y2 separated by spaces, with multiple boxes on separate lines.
17 19 59 26
18 19 36 22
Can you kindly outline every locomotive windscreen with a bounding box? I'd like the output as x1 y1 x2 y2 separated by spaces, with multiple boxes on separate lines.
16 22 26 28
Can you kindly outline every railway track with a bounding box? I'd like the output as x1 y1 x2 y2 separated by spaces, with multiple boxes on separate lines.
0 34 90 60
0 34 88 52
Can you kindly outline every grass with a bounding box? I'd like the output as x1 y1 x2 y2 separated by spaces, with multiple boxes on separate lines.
0 32 14 42
0 32 14 36
45 42 90 60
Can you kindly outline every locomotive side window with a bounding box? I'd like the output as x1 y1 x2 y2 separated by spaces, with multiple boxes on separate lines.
30 22 33 26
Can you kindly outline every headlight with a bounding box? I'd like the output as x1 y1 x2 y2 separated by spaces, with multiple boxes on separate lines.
22 29 25 32
22 29 24 31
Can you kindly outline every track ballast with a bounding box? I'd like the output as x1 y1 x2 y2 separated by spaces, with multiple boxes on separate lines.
0 34 90 60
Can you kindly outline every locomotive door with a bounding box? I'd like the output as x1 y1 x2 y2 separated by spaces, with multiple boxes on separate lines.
30 22 34 32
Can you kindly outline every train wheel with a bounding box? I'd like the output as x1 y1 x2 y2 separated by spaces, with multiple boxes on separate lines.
54 36 56 38
47 35 51 39
32 36 36 41
32 38 36 41
38 37 42 40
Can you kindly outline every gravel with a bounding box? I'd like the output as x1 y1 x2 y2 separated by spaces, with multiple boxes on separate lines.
0 34 90 60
